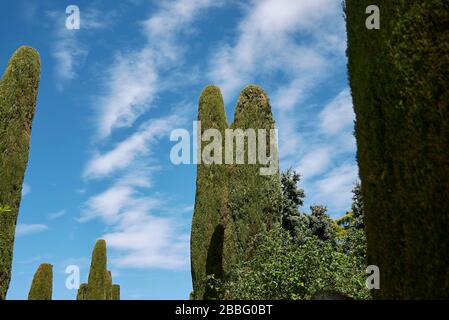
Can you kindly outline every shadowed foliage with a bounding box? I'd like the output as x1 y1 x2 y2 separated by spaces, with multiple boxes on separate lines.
204 224 225 300
28 263 53 300
346 0 449 298
0 46 40 300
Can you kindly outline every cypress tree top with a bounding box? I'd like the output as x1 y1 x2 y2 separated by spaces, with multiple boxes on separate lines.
28 263 53 300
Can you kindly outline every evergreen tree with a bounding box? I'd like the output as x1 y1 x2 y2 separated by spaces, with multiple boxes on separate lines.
28 263 53 300
191 85 229 300
228 85 282 264
308 205 336 244
280 170 306 234
86 239 108 300
346 0 449 298
0 46 40 300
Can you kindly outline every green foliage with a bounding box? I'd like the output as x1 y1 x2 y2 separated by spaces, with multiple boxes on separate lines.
112 284 120 300
280 170 306 234
105 270 113 300
0 46 40 300
0 205 11 214
307 205 336 244
212 225 369 300
228 84 282 264
86 239 109 300
76 283 88 300
346 0 449 298
203 171 368 300
28 263 53 300
191 85 282 300
191 85 229 300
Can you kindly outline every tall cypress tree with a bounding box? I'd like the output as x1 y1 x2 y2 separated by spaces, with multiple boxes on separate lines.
191 85 229 300
28 263 53 300
227 85 282 263
0 46 40 300
346 0 449 298
86 239 108 300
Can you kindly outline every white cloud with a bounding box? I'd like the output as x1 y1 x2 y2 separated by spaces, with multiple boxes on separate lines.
16 224 48 237
319 89 355 135
80 173 189 269
209 0 341 100
79 173 157 224
47 8 116 87
103 215 189 269
84 114 182 179
296 147 332 180
47 210 67 220
97 0 221 138
312 164 359 214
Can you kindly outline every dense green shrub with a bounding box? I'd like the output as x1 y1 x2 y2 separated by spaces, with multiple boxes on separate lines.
0 46 40 300
213 225 369 300
191 85 229 300
28 263 53 300
346 0 449 298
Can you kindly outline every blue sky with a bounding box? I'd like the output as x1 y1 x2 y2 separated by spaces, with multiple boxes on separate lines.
1 0 357 300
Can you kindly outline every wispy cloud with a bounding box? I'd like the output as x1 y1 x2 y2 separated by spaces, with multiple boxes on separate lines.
312 163 359 215
96 0 222 139
319 89 354 136
47 209 67 220
84 114 183 180
209 0 341 100
296 147 332 181
47 7 116 88
80 174 189 269
16 224 48 237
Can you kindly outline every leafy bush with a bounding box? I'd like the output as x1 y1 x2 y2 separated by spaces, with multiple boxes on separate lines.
210 225 369 300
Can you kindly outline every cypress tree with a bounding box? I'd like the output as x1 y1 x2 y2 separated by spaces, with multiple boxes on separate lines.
0 46 40 300
86 239 108 300
112 284 120 300
191 85 229 300
346 0 449 298
227 85 281 262
76 283 88 300
105 270 112 300
28 263 53 300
